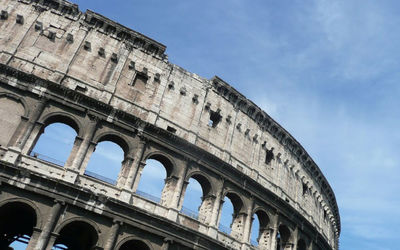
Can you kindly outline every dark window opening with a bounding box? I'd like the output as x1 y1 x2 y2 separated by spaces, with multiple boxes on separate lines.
131 72 148 87
265 147 274 165
209 109 222 128
167 126 176 134
302 183 308 196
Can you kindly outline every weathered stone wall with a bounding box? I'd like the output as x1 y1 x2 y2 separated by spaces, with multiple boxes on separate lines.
0 0 340 249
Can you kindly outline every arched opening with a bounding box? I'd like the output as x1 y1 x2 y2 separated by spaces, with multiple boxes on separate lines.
181 178 202 218
84 140 125 185
250 215 260 246
136 156 169 203
54 221 98 250
30 122 77 166
119 239 150 250
0 96 25 147
297 239 307 250
219 192 244 236
181 174 211 221
250 210 270 247
276 225 291 250
0 202 37 249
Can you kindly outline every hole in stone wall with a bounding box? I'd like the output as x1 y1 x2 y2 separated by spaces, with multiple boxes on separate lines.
265 147 274 165
166 126 176 134
302 183 308 196
209 109 221 128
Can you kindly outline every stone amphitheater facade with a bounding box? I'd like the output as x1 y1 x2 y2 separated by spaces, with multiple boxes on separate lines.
0 0 340 249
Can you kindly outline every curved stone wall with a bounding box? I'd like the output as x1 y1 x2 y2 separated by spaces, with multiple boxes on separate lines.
0 0 340 249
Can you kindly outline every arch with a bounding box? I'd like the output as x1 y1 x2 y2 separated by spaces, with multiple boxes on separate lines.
0 201 38 248
223 191 244 215
144 152 175 177
0 94 26 146
116 236 153 250
54 217 101 235
30 122 78 166
136 154 170 203
219 191 245 235
181 172 213 221
40 112 82 136
0 92 29 116
185 172 213 196
276 224 292 250
253 208 271 228
93 131 130 156
84 140 125 185
250 209 271 246
0 198 43 228
53 220 99 250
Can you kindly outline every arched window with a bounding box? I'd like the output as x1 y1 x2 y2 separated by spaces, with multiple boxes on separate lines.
219 196 234 234
0 96 24 147
250 215 260 246
85 141 125 185
119 240 150 250
30 122 77 166
181 174 212 222
136 158 167 203
54 221 98 250
276 225 291 250
250 210 270 247
219 192 244 236
0 202 37 249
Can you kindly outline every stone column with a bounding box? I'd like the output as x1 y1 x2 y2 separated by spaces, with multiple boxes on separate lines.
198 194 216 225
292 227 299 250
77 141 97 175
116 155 135 188
64 136 84 168
103 220 122 250
176 180 189 211
125 137 147 191
160 175 179 207
231 212 247 239
170 160 189 210
25 227 42 250
44 233 59 250
30 200 63 250
242 199 255 243
270 216 279 250
68 117 98 171
16 98 47 151
208 178 225 238
211 179 225 227
258 227 274 250
21 120 44 155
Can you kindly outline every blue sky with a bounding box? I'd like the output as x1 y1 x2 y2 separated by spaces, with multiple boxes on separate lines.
13 1 400 249
71 1 400 249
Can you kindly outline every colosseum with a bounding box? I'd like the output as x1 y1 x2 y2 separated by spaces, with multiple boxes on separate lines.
0 0 340 249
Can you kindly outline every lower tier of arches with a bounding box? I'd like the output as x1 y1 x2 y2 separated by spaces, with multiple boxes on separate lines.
0 160 330 250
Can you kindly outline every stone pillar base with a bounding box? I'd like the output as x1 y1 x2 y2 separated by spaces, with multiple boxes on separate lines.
63 168 79 184
119 189 132 203
207 226 218 239
167 208 178 222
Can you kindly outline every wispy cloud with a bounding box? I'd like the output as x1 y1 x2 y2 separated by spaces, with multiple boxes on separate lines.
70 1 400 249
